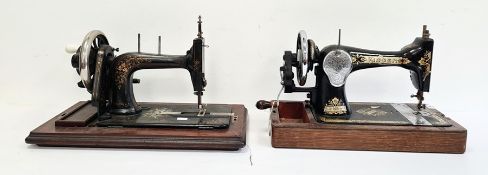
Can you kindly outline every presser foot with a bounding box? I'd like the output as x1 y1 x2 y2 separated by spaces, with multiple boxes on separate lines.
411 90 427 110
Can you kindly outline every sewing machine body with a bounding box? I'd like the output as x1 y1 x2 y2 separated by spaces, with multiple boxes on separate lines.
257 26 466 153
25 17 247 150
312 39 432 119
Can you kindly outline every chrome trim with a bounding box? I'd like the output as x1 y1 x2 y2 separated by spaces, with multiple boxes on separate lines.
322 50 352 87
79 30 106 90
296 30 309 86
391 103 432 126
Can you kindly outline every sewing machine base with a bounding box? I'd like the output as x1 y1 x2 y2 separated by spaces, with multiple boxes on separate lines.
25 101 247 150
97 103 234 129
270 101 466 153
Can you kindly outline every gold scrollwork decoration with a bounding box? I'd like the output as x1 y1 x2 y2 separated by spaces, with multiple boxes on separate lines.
356 107 388 117
114 56 150 89
351 52 411 65
418 51 432 80
323 97 347 115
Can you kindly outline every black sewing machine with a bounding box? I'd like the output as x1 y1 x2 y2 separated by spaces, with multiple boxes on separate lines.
257 26 466 153
26 17 247 150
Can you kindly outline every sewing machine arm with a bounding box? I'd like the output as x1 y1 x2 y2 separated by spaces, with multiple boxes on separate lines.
278 27 434 118
319 35 433 93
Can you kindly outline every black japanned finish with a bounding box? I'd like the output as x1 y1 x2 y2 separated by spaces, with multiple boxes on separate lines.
280 34 434 120
105 37 205 115
109 53 190 114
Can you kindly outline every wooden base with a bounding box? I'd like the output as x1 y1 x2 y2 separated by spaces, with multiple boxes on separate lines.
270 101 467 153
26 101 247 150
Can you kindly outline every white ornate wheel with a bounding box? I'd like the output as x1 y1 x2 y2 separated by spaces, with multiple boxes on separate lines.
78 30 109 92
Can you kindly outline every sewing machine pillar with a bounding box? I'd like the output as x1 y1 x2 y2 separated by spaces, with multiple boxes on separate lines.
108 53 189 115
312 64 351 118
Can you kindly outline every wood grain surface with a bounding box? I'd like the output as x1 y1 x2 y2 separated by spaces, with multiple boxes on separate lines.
270 101 467 153
26 101 247 150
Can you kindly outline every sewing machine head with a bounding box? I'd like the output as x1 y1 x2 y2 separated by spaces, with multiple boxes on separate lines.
25 16 248 149
67 16 207 117
258 25 434 121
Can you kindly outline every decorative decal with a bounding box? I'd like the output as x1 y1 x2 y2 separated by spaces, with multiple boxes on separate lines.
418 51 432 80
324 97 347 115
114 56 150 89
351 52 411 65
356 107 388 117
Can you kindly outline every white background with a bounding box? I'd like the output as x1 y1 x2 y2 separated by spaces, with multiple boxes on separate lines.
1 0 487 174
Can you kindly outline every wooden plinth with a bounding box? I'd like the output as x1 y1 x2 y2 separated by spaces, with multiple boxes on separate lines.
270 101 467 153
26 101 247 150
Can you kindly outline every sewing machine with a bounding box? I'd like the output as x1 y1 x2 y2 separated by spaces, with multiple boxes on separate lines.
257 26 466 153
26 17 247 150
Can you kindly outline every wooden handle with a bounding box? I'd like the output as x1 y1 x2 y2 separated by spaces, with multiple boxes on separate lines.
256 100 273 110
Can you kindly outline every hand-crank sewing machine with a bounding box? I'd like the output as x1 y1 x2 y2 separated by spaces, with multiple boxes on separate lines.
257 26 466 153
26 17 247 150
